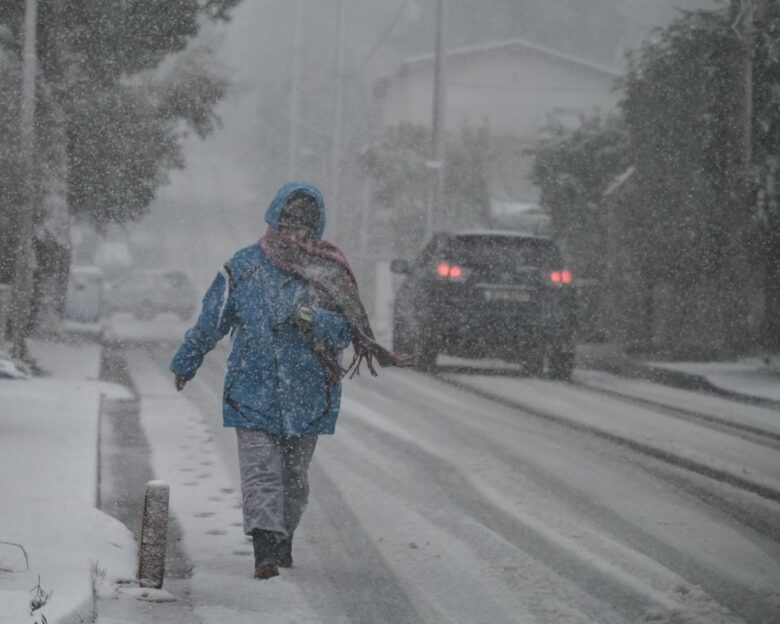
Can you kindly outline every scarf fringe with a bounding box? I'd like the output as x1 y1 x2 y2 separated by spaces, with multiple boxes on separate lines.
259 232 415 379
344 348 379 380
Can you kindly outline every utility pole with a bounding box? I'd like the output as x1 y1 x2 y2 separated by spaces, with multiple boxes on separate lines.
288 0 303 180
427 0 447 236
11 0 39 359
733 0 757 185
727 0 764 353
329 0 346 234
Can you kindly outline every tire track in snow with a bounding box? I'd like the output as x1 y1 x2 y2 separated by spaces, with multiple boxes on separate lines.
316 426 618 624
341 367 780 554
437 372 780 504
570 373 780 447
333 391 775 624
148 347 780 622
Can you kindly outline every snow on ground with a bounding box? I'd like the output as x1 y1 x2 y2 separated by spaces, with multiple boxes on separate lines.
342 368 780 619
0 340 136 624
103 313 192 346
446 372 780 496
125 351 326 623
6 316 777 624
649 357 780 402
127 345 780 623
574 369 780 436
28 338 102 379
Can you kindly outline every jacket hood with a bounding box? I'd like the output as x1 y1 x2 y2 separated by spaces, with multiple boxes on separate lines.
265 182 326 239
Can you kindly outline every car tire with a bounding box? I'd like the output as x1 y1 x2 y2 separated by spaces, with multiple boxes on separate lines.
416 341 438 370
392 316 412 353
547 342 574 380
512 340 543 376
413 323 438 371
525 349 544 377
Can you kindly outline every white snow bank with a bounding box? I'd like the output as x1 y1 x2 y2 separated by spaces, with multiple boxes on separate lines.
28 338 102 380
0 352 30 379
650 357 780 402
0 341 137 624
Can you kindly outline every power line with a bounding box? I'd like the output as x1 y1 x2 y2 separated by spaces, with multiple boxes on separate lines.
288 0 303 179
359 0 412 72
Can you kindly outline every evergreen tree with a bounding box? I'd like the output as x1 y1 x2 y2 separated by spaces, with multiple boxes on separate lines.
0 0 239 342
532 3 780 355
0 0 239 228
360 123 491 257
532 113 629 278
621 3 780 353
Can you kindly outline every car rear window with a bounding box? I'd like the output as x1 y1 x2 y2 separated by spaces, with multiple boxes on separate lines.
445 236 562 269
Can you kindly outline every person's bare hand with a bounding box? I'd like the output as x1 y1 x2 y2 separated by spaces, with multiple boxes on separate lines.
174 375 187 391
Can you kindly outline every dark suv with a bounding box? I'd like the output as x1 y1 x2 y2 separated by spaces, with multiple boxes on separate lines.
391 231 576 378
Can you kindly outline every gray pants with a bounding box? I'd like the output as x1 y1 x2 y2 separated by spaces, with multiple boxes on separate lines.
236 428 317 537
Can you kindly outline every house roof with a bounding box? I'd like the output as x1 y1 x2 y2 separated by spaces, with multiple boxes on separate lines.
401 37 622 79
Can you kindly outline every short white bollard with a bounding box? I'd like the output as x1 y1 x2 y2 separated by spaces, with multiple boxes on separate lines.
138 480 169 589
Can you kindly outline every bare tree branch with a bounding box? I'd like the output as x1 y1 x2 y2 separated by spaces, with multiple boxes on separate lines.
0 541 30 569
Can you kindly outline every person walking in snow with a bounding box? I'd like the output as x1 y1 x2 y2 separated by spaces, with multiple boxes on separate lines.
170 182 413 580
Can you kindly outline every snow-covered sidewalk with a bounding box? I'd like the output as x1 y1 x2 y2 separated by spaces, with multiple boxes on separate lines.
0 340 136 624
125 350 326 623
577 343 780 404
648 357 780 403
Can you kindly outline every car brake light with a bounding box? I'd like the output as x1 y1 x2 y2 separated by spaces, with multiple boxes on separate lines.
550 270 573 285
436 262 464 279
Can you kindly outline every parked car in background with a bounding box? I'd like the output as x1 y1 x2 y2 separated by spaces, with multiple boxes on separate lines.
391 231 577 378
105 269 197 320
93 241 132 279
64 266 105 324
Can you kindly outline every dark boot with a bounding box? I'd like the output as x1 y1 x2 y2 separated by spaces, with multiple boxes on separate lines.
252 530 280 580
276 534 293 568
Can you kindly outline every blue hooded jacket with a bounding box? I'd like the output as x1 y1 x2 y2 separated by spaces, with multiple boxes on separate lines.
170 183 352 435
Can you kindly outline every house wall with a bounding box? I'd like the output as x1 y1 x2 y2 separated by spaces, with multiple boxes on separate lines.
378 46 620 202
380 47 620 140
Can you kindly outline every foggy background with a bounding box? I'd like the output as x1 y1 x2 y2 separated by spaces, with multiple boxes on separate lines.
118 0 721 294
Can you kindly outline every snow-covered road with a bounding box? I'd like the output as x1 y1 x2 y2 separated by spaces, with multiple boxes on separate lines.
130 346 780 624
